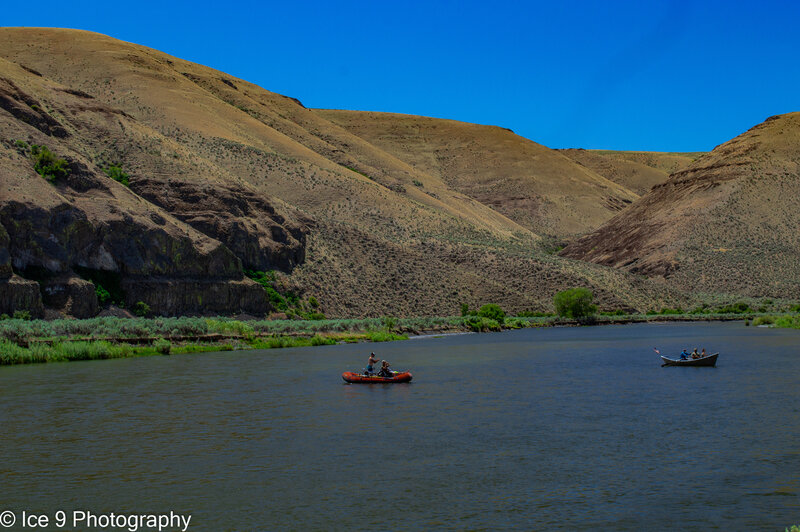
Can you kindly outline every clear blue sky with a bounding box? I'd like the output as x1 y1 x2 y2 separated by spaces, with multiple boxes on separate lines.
4 0 799 151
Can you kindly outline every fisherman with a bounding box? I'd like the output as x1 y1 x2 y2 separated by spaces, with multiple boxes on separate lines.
680 349 690 360
365 352 380 375
691 348 700 359
377 360 393 378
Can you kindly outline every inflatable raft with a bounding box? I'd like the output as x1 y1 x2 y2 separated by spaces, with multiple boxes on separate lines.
342 371 413 383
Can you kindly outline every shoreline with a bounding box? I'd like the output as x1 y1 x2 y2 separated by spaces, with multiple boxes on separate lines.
0 312 795 366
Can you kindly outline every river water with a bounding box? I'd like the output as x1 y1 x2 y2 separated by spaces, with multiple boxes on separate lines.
1 322 799 530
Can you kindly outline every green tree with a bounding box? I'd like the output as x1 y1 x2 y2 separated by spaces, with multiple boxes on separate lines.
477 303 505 322
554 288 597 320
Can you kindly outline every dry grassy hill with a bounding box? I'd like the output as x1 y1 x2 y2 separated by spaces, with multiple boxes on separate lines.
0 28 684 317
316 110 640 238
561 113 800 299
558 149 702 195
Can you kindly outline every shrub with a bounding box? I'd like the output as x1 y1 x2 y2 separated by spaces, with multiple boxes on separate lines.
308 296 319 309
104 164 130 187
95 284 111 305
477 303 505 322
752 316 775 326
554 288 597 320
153 338 171 355
462 316 501 332
460 303 469 317
133 301 151 317
31 145 70 183
382 316 396 331
310 335 336 346
412 179 423 187
12 310 31 321
718 302 751 314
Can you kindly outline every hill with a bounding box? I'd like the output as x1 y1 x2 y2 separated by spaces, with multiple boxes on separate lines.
0 28 682 317
561 113 800 299
316 110 640 238
557 149 702 195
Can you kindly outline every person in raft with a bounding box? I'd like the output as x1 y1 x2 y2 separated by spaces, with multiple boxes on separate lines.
691 348 700 359
365 352 380 375
701 348 707 358
680 349 690 360
377 360 393 378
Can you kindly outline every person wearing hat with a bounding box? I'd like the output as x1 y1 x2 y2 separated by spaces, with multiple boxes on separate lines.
365 352 380 375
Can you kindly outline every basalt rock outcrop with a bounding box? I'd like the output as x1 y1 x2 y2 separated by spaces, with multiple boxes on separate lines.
131 178 310 272
0 56 309 317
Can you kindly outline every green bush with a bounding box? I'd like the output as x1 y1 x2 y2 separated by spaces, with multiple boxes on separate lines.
12 310 31 321
718 302 751 314
153 338 171 355
133 301 151 317
308 296 319 309
95 284 111 305
752 316 775 326
104 164 130 187
460 303 470 317
477 303 505 322
554 288 597 320
462 316 501 332
31 145 70 183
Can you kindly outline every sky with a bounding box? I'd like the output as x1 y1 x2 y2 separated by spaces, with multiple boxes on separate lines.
3 0 799 151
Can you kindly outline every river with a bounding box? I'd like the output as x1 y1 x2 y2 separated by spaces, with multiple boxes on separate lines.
1 322 798 530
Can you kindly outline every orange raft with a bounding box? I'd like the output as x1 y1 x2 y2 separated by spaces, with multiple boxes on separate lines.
342 371 413 384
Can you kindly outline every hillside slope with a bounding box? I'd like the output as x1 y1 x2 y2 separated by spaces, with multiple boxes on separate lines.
0 28 682 317
561 113 800 298
316 110 640 238
558 149 701 195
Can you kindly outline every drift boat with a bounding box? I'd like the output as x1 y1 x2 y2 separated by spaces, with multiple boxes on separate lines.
342 371 413 383
660 353 719 367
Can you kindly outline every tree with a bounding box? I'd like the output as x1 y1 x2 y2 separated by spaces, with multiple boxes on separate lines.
554 288 597 320
477 303 506 322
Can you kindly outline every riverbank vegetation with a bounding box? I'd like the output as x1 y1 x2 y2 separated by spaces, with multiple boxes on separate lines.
1 298 798 365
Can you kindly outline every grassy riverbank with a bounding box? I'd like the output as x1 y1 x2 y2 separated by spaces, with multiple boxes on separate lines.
751 315 800 329
0 312 797 365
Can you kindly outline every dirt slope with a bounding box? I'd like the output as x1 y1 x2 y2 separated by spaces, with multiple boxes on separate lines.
315 110 641 238
561 113 800 298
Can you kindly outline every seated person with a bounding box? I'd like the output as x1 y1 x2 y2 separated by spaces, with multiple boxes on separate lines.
700 348 707 358
691 348 700 359
680 350 690 360
377 360 393 377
